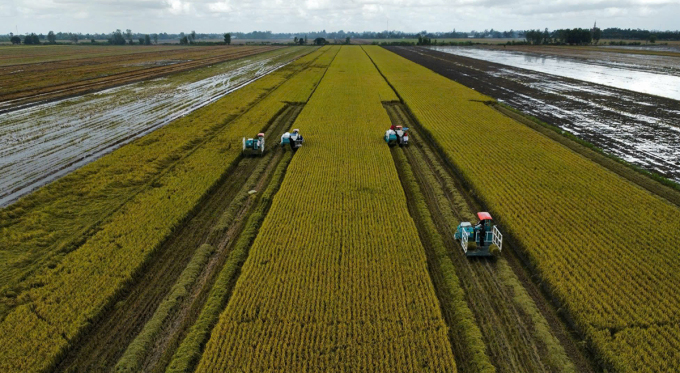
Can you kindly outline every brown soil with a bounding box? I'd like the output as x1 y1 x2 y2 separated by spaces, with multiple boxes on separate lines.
0 46 280 113
385 46 680 182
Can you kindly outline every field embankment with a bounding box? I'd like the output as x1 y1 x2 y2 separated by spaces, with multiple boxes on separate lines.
0 45 336 372
365 45 680 372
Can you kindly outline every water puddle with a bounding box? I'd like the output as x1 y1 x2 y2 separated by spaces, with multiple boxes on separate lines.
0 49 302 206
429 46 680 100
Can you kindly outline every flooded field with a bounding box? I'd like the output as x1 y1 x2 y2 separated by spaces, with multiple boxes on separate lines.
429 46 680 100
0 47 307 206
389 46 680 182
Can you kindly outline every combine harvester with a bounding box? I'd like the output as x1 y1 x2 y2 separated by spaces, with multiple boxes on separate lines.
455 212 503 257
385 125 409 146
280 129 304 151
243 133 265 156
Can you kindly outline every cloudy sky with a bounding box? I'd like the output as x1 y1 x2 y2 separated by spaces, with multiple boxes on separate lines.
2 0 679 34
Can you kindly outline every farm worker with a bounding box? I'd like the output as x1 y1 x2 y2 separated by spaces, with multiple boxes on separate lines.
475 220 486 247
390 124 396 131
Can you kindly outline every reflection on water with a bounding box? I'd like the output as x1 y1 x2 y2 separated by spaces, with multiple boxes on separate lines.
430 46 680 101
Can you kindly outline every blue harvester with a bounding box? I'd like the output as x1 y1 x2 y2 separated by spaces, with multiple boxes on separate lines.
455 212 503 257
242 133 265 156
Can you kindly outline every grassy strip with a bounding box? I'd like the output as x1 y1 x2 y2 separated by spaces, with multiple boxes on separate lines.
114 244 216 372
495 102 680 198
392 148 495 373
166 151 293 373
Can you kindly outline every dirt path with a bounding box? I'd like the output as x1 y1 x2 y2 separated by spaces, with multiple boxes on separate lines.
386 46 680 182
385 103 596 373
54 104 303 372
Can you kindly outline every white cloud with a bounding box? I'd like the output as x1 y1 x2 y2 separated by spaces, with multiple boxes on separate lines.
2 0 679 33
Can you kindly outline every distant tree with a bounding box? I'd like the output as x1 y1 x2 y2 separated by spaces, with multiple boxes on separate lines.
649 34 657 43
542 28 551 44
10 36 21 44
345 36 350 44
304 35 307 44
313 37 327 45
153 33 158 44
23 33 41 45
47 31 56 44
91 38 96 43
125 29 133 44
293 37 298 44
144 34 151 45
109 29 126 45
224 33 231 45
189 30 196 44
298 37 305 45
70 33 79 44
179 36 189 45
592 27 602 44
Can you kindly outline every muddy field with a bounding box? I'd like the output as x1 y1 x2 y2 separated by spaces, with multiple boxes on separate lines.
387 46 680 182
0 47 310 206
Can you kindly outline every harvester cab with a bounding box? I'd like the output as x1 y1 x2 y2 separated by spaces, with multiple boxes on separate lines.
243 133 265 156
454 212 503 257
385 125 409 146
281 129 304 151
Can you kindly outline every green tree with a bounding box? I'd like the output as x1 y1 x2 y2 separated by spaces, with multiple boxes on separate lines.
649 34 657 43
109 29 126 45
47 31 56 44
179 36 189 45
144 34 151 45
153 33 158 44
313 37 327 45
224 33 231 45
189 30 196 44
125 29 133 44
345 36 350 44
10 36 21 45
592 27 602 44
70 33 79 44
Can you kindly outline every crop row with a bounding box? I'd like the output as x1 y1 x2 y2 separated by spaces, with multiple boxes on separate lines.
194 46 456 372
364 45 680 372
0 45 336 372
0 46 317 316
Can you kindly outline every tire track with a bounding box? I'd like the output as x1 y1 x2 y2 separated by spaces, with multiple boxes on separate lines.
385 102 594 373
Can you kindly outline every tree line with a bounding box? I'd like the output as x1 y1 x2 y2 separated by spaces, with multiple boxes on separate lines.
4 27 679 45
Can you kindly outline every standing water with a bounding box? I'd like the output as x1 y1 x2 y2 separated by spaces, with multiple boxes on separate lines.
429 46 680 101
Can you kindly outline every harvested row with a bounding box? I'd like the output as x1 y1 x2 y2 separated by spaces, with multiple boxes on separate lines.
0 46 279 111
0 46 334 373
194 46 457 372
364 45 680 371
0 46 318 316
387 103 582 373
